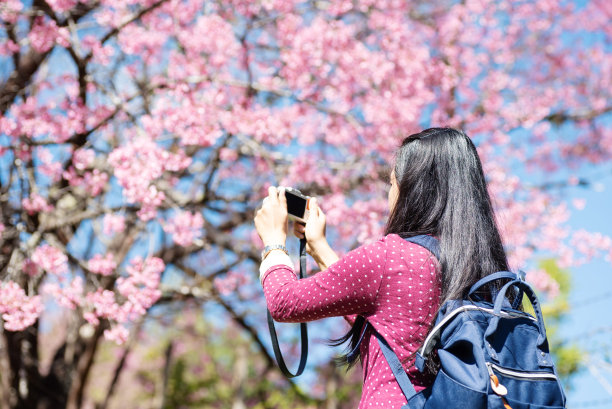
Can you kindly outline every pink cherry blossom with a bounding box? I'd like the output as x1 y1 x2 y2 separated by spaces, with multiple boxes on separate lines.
526 269 560 299
81 35 115 65
86 288 121 320
114 257 164 322
219 148 238 161
103 214 126 235
0 282 44 332
73 148 95 170
0 0 23 24
83 311 99 326
22 193 54 215
45 0 78 13
83 169 109 197
42 277 84 310
104 325 130 344
37 148 63 182
108 135 191 220
82 256 164 339
0 39 19 56
31 244 69 276
213 271 251 296
121 257 164 295
176 14 240 68
88 254 117 276
163 211 204 246
570 230 612 265
28 17 59 53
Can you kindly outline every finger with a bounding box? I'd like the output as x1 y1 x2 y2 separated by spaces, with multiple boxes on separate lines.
268 186 279 204
307 198 317 219
278 186 287 208
295 223 305 233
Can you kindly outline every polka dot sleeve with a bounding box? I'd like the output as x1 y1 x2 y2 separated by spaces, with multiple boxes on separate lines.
261 238 388 323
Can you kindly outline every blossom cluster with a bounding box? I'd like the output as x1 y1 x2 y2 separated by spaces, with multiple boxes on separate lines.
213 271 251 296
102 214 126 235
0 239 164 344
63 148 109 197
526 269 560 299
81 256 165 343
31 244 69 276
162 211 204 246
0 282 44 332
22 193 54 215
108 135 192 220
88 253 117 276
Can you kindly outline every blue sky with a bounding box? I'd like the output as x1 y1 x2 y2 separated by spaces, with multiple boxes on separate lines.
560 171 612 408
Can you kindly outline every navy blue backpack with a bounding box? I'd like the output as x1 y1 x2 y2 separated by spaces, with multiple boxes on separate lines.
372 235 567 409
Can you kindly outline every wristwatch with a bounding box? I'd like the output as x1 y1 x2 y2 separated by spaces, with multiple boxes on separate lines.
261 244 289 261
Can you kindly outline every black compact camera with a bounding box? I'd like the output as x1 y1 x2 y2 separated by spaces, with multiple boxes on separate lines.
283 187 310 223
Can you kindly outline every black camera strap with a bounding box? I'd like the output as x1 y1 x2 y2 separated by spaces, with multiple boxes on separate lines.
266 238 308 378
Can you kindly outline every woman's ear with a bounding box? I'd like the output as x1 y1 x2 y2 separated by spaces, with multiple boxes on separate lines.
388 169 399 213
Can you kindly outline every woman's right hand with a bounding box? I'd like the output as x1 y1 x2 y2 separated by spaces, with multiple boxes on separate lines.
293 198 327 255
294 198 339 270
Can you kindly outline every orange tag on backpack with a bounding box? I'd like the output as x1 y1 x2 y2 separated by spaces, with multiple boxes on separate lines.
490 374 508 396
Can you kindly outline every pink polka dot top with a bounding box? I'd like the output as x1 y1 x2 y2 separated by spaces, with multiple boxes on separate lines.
261 234 441 408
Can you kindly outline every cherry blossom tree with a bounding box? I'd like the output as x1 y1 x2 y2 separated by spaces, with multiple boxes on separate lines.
0 0 611 408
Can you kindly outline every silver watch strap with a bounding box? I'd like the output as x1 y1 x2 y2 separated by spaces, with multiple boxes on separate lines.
261 244 288 260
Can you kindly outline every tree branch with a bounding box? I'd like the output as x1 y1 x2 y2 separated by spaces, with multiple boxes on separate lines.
544 106 612 125
97 320 142 409
65 324 105 409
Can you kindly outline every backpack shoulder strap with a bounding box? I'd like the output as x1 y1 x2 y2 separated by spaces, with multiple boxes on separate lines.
374 330 418 408
404 235 440 259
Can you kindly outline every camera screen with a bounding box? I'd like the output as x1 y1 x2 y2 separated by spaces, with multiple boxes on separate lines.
286 192 307 218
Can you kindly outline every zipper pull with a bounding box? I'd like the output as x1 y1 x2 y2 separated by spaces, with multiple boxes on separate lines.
486 364 513 409
487 363 508 396
490 374 508 396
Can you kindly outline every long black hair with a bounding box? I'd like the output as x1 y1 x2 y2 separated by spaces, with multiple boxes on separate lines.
332 128 510 370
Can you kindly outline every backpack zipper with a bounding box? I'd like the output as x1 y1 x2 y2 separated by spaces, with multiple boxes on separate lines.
486 362 558 381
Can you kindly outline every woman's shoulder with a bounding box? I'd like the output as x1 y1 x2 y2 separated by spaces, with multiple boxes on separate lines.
354 233 418 252
379 234 439 260
349 234 436 260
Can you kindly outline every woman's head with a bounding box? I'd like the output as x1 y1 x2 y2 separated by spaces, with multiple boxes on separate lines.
385 127 508 301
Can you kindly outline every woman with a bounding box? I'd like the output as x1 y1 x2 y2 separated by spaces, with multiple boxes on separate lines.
254 128 509 408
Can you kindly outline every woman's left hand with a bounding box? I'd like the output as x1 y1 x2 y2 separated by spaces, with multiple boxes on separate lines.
254 186 288 247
